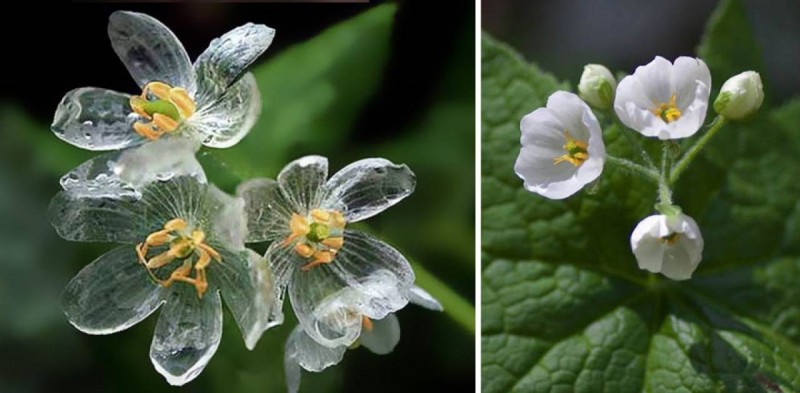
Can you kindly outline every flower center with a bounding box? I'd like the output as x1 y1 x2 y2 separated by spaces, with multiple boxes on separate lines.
129 81 196 141
658 232 680 246
553 130 589 167
651 94 682 123
282 209 346 272
135 218 221 298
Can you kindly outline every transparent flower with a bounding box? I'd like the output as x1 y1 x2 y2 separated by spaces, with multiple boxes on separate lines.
514 91 606 200
237 155 417 348
50 176 282 385
284 282 442 393
614 56 711 140
714 71 764 120
630 213 704 281
578 64 616 110
51 11 272 185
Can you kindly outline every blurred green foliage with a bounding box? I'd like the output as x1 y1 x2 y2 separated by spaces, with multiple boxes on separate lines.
482 0 800 391
0 4 474 392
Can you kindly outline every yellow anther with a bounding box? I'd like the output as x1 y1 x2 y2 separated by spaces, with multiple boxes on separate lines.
659 232 681 246
361 316 373 332
322 237 343 249
553 130 589 167
300 250 335 271
331 211 346 228
129 81 196 141
283 214 311 246
294 243 315 258
135 218 221 298
311 209 331 222
652 94 682 123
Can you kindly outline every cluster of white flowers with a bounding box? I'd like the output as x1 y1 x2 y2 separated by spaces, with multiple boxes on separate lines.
48 11 440 389
516 56 764 281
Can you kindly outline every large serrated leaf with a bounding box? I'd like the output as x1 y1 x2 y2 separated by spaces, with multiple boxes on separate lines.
481 0 800 390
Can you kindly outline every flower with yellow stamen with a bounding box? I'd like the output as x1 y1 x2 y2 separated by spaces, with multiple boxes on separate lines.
515 91 606 200
51 11 274 199
237 155 418 350
615 56 711 140
50 176 282 385
630 213 704 280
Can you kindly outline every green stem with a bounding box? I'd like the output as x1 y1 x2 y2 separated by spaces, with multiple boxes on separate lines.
411 261 475 334
614 117 658 170
658 142 672 206
606 155 660 184
669 116 727 184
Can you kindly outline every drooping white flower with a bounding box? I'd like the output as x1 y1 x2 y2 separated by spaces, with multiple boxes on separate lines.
614 56 711 140
50 176 282 385
51 11 272 194
714 71 764 120
630 213 704 280
578 64 616 110
514 91 606 200
237 156 417 349
284 284 442 393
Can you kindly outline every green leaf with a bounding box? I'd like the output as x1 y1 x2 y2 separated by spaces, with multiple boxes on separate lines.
481 12 800 392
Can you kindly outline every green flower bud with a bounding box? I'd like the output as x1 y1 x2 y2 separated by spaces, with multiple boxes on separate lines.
714 71 764 120
578 64 616 110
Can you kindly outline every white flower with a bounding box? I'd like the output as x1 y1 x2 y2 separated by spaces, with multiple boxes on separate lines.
50 176 282 385
51 11 272 188
283 282 442 393
514 91 606 200
578 64 616 109
614 56 711 140
714 71 764 120
237 156 417 348
630 213 704 280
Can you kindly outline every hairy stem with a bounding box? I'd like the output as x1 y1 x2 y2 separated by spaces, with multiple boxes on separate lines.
669 116 727 184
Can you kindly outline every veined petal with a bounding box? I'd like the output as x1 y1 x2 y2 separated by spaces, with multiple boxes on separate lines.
289 262 362 348
150 284 223 386
409 286 443 311
194 23 275 104
285 325 347 374
214 249 282 350
62 246 164 334
205 185 248 249
186 73 261 149
277 156 329 214
60 137 205 199
285 350 302 393
49 189 149 243
52 87 142 151
321 158 416 223
108 11 195 93
333 230 416 297
359 314 400 355
237 178 292 243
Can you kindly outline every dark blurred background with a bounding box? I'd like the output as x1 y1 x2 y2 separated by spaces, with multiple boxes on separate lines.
483 0 800 102
0 1 475 392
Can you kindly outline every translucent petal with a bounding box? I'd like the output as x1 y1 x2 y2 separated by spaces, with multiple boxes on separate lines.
289 261 362 348
334 230 416 293
52 87 142 151
237 178 292 243
214 249 282 350
150 284 222 386
205 185 248 248
321 158 416 223
285 325 347 373
277 156 329 214
60 137 205 199
49 189 149 243
409 286 443 311
359 314 400 355
284 349 303 393
186 73 261 149
194 23 275 105
62 246 164 334
108 11 195 93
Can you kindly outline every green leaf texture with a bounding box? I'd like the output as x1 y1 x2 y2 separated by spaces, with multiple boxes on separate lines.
480 0 800 391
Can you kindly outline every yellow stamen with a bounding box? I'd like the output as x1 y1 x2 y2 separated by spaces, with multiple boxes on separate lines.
651 94 682 123
135 218 222 298
129 81 197 140
283 209 347 271
361 316 373 332
553 130 589 167
659 232 680 246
